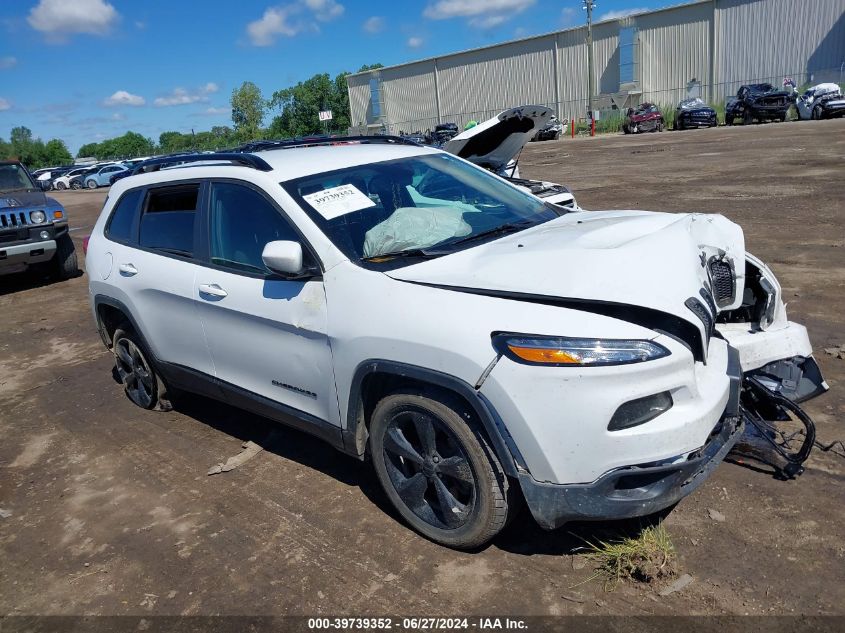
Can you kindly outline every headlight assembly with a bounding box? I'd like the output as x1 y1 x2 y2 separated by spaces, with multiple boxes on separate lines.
492 333 670 367
29 210 46 224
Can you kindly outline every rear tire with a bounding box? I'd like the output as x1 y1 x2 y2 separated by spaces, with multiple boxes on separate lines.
370 389 512 549
86 179 97 189
55 181 66 191
71 181 81 190
53 234 78 280
112 326 173 411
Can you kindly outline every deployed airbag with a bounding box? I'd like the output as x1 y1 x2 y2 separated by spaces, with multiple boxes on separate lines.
363 206 472 258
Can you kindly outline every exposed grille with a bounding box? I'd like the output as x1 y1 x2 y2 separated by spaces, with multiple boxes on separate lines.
709 259 735 307
685 296 715 353
0 211 29 229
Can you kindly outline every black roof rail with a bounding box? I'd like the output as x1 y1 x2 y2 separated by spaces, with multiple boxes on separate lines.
233 135 421 153
132 152 273 175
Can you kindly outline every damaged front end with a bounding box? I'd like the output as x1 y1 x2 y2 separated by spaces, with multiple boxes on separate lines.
716 254 829 477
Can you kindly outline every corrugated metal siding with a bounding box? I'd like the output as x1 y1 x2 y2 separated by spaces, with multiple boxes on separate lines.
715 0 845 101
346 74 371 130
637 2 712 105
436 36 557 130
380 61 439 133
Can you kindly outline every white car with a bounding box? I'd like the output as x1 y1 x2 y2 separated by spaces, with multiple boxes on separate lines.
795 82 845 120
86 139 826 548
444 106 578 209
53 166 96 190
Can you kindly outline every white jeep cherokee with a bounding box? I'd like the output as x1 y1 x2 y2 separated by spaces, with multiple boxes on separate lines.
87 137 826 549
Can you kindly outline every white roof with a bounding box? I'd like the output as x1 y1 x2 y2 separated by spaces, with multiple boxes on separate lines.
261 143 439 181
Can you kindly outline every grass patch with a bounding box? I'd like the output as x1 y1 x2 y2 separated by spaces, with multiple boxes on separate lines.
582 524 677 591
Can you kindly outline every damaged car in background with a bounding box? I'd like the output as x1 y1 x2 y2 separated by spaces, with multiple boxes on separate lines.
725 83 793 125
674 98 718 129
531 115 567 141
795 83 845 120
443 105 578 210
623 102 665 133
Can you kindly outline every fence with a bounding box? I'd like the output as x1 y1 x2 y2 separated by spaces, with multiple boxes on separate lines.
359 66 845 138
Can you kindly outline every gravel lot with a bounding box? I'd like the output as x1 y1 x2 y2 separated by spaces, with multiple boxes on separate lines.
1 119 843 617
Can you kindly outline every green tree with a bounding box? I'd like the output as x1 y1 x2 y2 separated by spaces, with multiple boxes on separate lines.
77 142 100 159
231 81 265 141
43 139 73 165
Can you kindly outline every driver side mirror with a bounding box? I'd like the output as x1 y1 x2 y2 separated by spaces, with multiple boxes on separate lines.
261 240 318 279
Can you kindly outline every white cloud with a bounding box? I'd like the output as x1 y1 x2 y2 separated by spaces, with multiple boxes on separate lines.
202 106 231 116
303 0 344 21
103 90 145 107
598 7 650 21
28 0 118 39
423 0 534 29
154 83 218 107
246 1 344 46
362 16 385 34
0 97 11 111
407 36 424 48
111 112 124 121
469 15 506 28
0 56 17 69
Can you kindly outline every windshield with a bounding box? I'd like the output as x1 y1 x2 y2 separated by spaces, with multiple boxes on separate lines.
0 163 37 193
281 153 562 265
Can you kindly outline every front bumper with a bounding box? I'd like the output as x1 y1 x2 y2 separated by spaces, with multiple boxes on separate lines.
520 412 743 529
0 239 57 273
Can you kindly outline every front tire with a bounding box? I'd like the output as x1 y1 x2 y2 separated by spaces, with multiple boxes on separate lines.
812 105 823 120
112 326 172 411
743 110 753 125
71 181 81 190
370 390 512 549
86 179 98 189
55 181 66 191
53 234 78 280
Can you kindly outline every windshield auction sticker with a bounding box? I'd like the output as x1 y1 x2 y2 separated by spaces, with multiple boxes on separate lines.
303 184 375 220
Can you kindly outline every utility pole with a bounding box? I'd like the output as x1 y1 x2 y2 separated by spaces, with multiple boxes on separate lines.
583 0 596 121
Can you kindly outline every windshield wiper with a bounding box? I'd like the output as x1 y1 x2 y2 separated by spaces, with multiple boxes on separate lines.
436 220 537 249
361 248 441 262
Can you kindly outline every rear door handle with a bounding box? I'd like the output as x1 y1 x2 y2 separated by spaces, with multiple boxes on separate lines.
198 283 228 299
118 263 138 276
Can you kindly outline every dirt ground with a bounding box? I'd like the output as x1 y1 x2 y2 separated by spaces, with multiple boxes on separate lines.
1 120 844 618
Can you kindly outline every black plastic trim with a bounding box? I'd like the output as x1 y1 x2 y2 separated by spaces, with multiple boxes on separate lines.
520 414 744 529
403 283 706 363
345 359 526 476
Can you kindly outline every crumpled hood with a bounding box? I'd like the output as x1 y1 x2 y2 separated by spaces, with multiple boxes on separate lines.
444 105 553 170
0 190 53 211
387 210 746 337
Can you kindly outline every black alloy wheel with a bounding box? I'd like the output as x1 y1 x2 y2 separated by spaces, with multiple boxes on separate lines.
370 390 512 549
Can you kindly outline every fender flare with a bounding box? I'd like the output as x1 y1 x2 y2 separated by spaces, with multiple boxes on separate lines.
344 359 527 478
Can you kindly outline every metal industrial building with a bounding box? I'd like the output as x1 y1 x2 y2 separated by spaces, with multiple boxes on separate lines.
346 0 845 134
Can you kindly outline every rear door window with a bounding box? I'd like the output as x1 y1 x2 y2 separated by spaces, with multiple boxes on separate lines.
139 184 199 258
105 188 143 243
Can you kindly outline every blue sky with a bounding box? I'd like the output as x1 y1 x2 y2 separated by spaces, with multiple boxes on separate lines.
0 0 663 154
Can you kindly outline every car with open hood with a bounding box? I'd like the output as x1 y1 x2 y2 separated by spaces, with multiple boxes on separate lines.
725 83 794 125
443 105 577 209
86 138 826 549
795 83 845 120
0 160 77 279
623 102 665 133
674 98 718 129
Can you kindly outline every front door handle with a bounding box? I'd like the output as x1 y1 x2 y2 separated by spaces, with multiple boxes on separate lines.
198 283 228 299
118 263 138 276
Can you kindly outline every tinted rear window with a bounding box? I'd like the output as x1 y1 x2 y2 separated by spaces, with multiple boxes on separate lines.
139 184 199 257
106 189 143 243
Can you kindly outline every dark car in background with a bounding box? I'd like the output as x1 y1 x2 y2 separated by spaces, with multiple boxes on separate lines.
725 83 793 125
622 102 665 133
430 122 459 145
674 98 718 129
